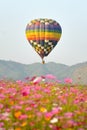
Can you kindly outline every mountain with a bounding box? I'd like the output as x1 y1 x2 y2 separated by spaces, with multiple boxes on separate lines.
0 60 87 84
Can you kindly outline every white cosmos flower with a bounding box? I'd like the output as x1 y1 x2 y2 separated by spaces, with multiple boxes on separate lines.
50 117 58 123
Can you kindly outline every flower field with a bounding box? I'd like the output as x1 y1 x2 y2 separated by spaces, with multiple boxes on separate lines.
0 75 87 130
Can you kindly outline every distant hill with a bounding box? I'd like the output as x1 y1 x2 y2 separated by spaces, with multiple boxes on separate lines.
0 60 87 84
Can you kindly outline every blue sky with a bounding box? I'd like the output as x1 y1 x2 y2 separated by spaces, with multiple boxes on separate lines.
0 0 87 65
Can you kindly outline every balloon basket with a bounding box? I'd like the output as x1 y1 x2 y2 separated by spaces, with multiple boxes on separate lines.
42 59 45 64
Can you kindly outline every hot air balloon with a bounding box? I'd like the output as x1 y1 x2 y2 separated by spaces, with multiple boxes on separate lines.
25 18 62 64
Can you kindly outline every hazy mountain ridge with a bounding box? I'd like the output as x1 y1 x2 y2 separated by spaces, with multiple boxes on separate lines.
0 60 87 84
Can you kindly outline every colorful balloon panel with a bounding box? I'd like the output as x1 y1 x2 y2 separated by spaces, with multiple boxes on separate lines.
25 18 62 60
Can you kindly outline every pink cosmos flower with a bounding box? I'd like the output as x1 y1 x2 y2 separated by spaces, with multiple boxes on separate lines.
64 112 73 118
19 114 28 120
0 122 4 127
21 88 30 96
30 76 36 81
64 78 72 83
19 101 25 105
5 108 10 112
45 74 57 80
52 107 62 115
25 76 30 80
35 85 41 91
34 94 42 99
1 112 10 120
33 76 42 84
74 98 80 104
25 107 32 111
13 105 22 110
16 80 22 84
66 120 76 127
55 79 61 83
45 112 53 120
0 94 5 99
0 104 3 109
44 88 51 93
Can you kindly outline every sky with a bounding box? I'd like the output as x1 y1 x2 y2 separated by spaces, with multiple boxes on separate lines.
0 0 87 65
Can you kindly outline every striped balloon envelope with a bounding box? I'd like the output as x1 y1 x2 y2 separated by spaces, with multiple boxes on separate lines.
25 18 62 64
